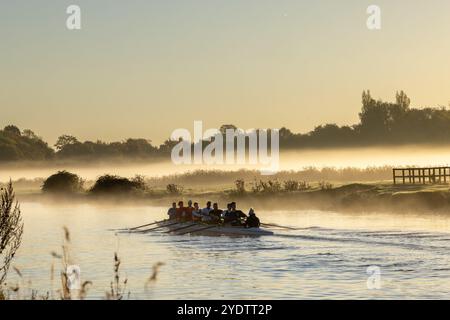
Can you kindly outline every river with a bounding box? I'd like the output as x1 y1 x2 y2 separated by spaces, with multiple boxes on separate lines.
7 202 450 299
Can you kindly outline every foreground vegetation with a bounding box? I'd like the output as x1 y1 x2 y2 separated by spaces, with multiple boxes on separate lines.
3 91 450 162
0 182 23 287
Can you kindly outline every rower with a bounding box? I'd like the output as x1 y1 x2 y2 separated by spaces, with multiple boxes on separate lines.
192 202 202 221
222 203 233 223
223 202 246 226
198 201 214 222
208 202 223 222
202 201 212 215
184 200 194 221
245 208 260 228
167 202 177 220
176 201 186 220
231 202 247 226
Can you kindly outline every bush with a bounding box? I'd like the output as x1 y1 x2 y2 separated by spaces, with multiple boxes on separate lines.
234 179 246 195
166 184 183 195
42 171 84 193
283 180 311 192
90 175 147 194
251 179 282 193
318 181 334 190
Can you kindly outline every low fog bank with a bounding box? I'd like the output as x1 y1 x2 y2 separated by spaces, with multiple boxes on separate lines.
2 145 450 182
2 167 393 193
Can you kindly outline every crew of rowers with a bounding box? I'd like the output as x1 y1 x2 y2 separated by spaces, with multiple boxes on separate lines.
167 200 261 228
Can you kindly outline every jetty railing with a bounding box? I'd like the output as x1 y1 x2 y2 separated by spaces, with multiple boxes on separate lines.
393 167 450 185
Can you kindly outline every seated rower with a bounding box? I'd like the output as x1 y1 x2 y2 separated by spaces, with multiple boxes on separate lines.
230 202 247 226
202 201 212 215
208 203 223 222
199 201 214 222
167 202 177 220
222 203 233 223
223 202 247 226
176 201 186 220
192 202 203 221
184 200 194 221
245 208 260 228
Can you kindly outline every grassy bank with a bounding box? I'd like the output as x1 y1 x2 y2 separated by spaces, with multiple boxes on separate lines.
9 176 450 214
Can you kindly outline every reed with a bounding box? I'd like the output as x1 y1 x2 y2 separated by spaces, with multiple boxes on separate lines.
0 181 24 287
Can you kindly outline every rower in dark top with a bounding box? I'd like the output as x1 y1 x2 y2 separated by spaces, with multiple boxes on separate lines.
208 202 223 222
245 208 260 228
223 202 247 226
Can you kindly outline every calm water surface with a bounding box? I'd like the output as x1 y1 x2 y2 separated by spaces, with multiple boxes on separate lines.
9 202 450 299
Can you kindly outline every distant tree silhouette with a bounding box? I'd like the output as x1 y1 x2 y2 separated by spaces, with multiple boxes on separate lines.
0 125 54 161
55 135 79 151
2 90 450 162
3 125 21 136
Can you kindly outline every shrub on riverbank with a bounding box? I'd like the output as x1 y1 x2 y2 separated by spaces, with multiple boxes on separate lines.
90 175 147 195
166 183 183 195
42 171 84 194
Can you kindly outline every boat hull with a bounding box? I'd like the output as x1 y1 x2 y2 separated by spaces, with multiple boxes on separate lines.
157 220 274 236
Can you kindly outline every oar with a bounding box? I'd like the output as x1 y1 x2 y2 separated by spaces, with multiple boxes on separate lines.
136 221 182 233
163 223 199 234
109 219 168 232
261 223 299 230
128 219 168 231
178 224 218 235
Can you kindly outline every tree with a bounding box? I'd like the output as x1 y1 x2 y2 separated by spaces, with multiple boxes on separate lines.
0 182 24 285
359 90 391 138
3 125 21 136
54 135 79 151
22 129 39 140
396 90 411 111
219 124 238 135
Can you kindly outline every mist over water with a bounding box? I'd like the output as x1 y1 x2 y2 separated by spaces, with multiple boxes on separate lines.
2 146 450 181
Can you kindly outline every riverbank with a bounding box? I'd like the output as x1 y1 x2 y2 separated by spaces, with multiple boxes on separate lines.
14 182 450 214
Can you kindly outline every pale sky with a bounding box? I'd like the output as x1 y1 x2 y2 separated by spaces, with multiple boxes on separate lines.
1 0 450 145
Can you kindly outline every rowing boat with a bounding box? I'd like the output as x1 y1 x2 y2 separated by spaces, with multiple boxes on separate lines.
155 220 274 236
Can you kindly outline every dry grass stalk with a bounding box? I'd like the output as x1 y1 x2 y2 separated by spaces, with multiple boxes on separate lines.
0 181 24 285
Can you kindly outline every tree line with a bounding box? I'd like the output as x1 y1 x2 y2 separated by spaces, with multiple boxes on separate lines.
1 90 450 162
